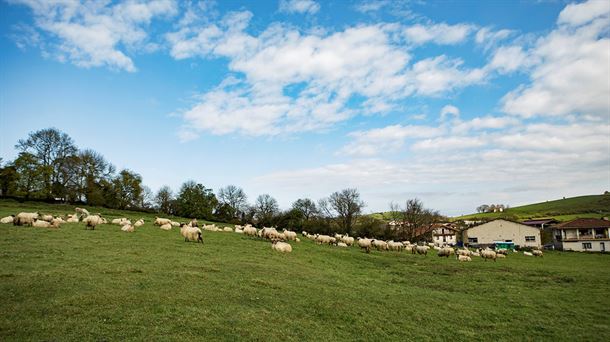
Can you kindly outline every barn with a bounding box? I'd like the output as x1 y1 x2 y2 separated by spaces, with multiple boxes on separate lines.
462 219 541 249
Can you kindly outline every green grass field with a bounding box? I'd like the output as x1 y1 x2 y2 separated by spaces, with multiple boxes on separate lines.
1 200 609 341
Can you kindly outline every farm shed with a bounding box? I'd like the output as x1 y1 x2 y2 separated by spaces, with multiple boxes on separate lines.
462 219 541 248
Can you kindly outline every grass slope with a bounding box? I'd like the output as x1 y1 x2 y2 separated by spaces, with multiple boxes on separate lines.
1 201 610 341
452 194 610 222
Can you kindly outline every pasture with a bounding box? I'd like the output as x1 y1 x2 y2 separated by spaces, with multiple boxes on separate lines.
1 201 609 341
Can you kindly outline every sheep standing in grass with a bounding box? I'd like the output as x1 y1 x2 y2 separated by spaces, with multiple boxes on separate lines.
180 224 203 243
75 207 89 218
387 241 404 252
1 215 14 224
357 238 373 253
271 240 292 253
342 236 355 246
244 226 257 237
456 249 471 257
284 230 297 241
457 255 472 262
437 247 453 258
371 240 388 251
14 212 39 226
479 249 497 262
83 215 103 230
415 245 428 256
315 234 333 245
532 250 543 257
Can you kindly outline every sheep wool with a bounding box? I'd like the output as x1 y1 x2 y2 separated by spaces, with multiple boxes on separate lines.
1 215 14 224
272 241 292 253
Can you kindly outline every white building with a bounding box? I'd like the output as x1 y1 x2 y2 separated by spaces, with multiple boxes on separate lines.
554 218 610 252
462 219 541 248
432 224 459 246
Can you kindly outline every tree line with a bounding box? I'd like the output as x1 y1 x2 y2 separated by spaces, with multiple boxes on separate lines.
0 128 444 240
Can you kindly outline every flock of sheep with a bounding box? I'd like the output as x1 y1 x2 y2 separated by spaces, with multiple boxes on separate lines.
1 209 544 260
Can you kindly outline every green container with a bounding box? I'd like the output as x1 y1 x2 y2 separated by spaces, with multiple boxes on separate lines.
494 241 515 250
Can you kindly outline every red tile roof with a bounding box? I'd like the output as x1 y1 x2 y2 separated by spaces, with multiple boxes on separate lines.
555 218 610 229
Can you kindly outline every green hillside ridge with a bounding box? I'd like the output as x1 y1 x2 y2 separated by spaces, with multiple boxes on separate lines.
369 194 610 223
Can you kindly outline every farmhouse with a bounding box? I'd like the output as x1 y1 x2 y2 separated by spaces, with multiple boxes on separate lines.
462 219 541 248
553 218 610 252
431 223 459 246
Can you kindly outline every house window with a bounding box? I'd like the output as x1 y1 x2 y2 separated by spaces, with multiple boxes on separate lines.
525 236 536 242
468 237 478 243
582 243 592 249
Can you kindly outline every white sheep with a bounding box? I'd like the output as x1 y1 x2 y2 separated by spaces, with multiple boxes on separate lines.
83 215 103 230
456 249 471 257
134 219 145 227
372 239 389 251
40 214 54 222
479 249 497 262
457 255 472 262
357 238 373 253
234 227 244 234
33 219 60 228
154 217 172 226
315 234 333 245
121 224 135 232
66 214 79 223
13 212 39 226
532 250 543 257
342 236 355 246
243 226 257 237
337 242 348 247
171 221 180 227
283 230 297 241
523 251 533 256
272 241 292 253
75 207 90 217
159 223 172 230
223 227 233 232
387 241 404 252
1 215 14 224
437 247 453 258
180 224 203 243
415 245 428 256
261 227 280 240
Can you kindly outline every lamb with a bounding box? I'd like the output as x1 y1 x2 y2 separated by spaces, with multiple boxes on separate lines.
532 250 543 257
271 240 292 253
1 215 14 224
523 251 533 256
415 245 428 256
357 238 373 253
121 224 135 232
479 249 497 262
83 215 103 230
154 217 172 226
180 224 203 243
159 223 172 230
13 212 39 226
134 219 145 227
457 255 472 262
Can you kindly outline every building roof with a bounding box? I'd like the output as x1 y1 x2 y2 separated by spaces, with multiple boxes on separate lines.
522 219 558 226
464 218 533 230
555 218 610 229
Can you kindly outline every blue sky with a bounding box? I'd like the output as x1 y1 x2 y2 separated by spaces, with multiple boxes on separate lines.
1 0 609 216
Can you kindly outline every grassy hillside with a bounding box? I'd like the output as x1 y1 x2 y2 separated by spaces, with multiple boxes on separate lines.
1 201 610 340
451 194 610 222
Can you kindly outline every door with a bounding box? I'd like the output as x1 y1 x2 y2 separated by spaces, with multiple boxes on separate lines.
601 242 606 252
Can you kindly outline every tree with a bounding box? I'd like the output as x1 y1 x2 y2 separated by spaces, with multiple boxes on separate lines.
13 152 46 199
476 204 490 213
391 198 442 241
0 162 18 197
16 128 77 199
327 188 365 235
73 149 115 203
155 185 174 215
254 194 279 226
292 198 317 221
218 185 248 219
108 169 143 209
175 181 218 219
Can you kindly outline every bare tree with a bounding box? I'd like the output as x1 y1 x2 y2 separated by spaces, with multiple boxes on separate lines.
218 185 248 219
292 198 317 221
155 185 174 214
254 194 279 226
391 198 442 241
328 188 365 235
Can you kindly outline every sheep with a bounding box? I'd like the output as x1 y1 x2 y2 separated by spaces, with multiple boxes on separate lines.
75 207 89 217
66 214 79 223
456 249 471 257
496 254 506 259
234 227 244 234
203 224 219 232
170 221 180 227
295 238 301 242
180 224 203 243
415 245 428 256
261 227 280 240
223 227 233 232
479 249 497 262
40 214 54 222
437 247 454 258
83 215 103 230
387 241 404 252
496 249 509 255
243 226 257 237
532 250 543 257
372 239 389 251
471 252 481 257
13 212 39 226
1 215 14 224
357 238 373 253
271 240 292 253
134 219 145 227
341 236 355 246
427 243 435 248
158 223 171 230
112 218 126 225
154 217 172 226
302 231 308 236
457 255 472 262
121 224 135 232
284 230 297 241
33 219 60 228
337 242 348 247
315 234 333 245
523 251 534 256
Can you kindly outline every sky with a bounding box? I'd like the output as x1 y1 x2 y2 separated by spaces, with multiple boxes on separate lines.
0 0 609 216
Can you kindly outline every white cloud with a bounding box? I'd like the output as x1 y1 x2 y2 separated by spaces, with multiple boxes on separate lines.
339 124 444 156
440 105 460 121
475 27 513 51
279 0 320 15
9 0 177 71
489 45 530 74
502 0 610 118
403 23 474 45
411 56 487 95
354 1 390 13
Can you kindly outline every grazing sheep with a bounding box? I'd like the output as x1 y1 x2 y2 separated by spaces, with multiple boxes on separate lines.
523 251 533 256
271 241 292 253
341 236 355 246
415 245 428 256
479 249 497 262
496 254 506 259
83 215 103 230
437 247 453 258
532 250 543 257
121 224 135 232
496 249 509 255
457 255 472 262
1 215 14 224
357 238 373 253
243 226 257 237
315 234 333 245
387 241 404 252
180 224 203 243
284 230 297 241
456 249 471 257
372 239 389 251
260 227 280 239
13 212 39 226
154 217 172 226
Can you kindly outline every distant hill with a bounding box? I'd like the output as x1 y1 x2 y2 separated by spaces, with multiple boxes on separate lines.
451 194 610 222
369 194 610 223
